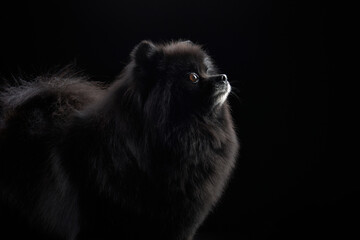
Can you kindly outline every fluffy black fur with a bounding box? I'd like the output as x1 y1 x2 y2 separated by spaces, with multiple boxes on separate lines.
0 40 239 240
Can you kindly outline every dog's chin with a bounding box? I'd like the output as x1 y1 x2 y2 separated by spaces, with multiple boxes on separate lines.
213 81 231 107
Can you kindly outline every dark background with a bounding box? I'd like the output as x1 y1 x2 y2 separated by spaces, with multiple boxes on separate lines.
0 0 354 239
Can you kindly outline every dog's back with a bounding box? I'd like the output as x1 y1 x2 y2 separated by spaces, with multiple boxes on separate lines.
0 74 104 239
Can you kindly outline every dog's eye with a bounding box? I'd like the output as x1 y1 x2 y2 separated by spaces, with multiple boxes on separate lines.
189 73 199 83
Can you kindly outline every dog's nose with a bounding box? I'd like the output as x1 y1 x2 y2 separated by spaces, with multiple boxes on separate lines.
220 74 228 82
210 74 228 84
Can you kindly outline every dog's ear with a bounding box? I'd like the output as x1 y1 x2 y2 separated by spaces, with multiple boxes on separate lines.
131 40 158 65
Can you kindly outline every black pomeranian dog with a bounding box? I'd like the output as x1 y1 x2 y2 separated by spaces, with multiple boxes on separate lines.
0 40 239 240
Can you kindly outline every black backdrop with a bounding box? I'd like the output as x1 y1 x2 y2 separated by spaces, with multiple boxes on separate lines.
0 0 353 239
